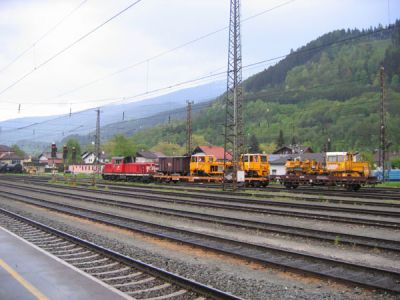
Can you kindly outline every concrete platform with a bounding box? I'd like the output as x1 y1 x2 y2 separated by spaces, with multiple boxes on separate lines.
0 226 130 300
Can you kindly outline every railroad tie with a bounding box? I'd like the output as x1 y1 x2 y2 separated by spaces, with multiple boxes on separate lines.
102 271 143 282
93 266 130 276
138 289 187 300
71 257 108 266
113 276 155 288
81 262 119 271
127 283 171 295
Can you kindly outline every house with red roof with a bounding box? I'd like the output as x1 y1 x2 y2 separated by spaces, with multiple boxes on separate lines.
38 152 63 166
192 145 232 161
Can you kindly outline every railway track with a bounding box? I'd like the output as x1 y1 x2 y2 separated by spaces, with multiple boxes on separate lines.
273 186 400 201
1 182 399 252
3 174 400 201
4 176 400 217
0 207 238 300
86 181 400 208
1 189 399 293
1 179 399 229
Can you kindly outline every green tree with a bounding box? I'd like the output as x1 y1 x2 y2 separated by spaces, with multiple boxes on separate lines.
291 135 297 146
11 145 26 158
66 139 82 164
259 142 277 154
360 151 375 169
192 134 208 148
151 142 184 156
391 74 400 87
276 130 285 148
390 157 400 169
106 134 135 157
249 134 260 153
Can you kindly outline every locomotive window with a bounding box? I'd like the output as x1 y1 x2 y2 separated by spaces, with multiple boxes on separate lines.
327 155 345 162
261 155 268 162
254 156 258 162
115 159 122 164
124 156 133 163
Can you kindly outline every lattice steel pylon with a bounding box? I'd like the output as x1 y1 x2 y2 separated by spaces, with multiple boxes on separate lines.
379 66 386 181
94 108 101 185
186 100 193 155
223 0 244 191
95 108 101 164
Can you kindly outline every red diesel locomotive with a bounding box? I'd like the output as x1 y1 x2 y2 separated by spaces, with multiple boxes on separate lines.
102 156 156 181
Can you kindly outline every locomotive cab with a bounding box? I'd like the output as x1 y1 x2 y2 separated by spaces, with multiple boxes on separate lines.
326 152 369 177
240 153 269 177
190 154 224 176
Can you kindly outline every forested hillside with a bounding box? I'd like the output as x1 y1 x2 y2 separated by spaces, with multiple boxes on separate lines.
105 22 400 156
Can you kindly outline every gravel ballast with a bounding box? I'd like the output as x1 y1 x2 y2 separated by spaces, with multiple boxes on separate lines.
0 198 397 300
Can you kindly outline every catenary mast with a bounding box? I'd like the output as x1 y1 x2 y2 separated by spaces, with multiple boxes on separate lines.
224 0 244 191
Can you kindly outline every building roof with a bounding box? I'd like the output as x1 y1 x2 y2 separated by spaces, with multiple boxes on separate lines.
0 145 12 153
269 153 325 165
81 151 90 159
136 151 164 159
373 151 400 162
0 152 22 161
81 151 107 160
39 152 63 160
193 145 232 160
273 145 313 155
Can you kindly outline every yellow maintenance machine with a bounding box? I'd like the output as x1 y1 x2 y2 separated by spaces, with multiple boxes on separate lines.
325 152 370 177
190 154 226 176
190 153 270 178
284 152 370 177
240 153 270 177
282 152 373 191
285 158 323 176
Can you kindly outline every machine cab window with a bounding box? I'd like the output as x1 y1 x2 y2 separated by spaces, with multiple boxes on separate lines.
244 154 258 162
326 152 347 162
124 156 135 163
114 158 122 164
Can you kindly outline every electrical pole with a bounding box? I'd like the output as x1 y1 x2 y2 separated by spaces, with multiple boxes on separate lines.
224 0 243 191
186 100 193 155
94 108 101 185
379 66 386 181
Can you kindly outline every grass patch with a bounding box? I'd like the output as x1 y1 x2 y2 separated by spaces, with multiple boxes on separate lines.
376 182 400 188
383 199 400 204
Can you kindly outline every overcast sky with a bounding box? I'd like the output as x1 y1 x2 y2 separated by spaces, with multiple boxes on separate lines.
0 0 398 122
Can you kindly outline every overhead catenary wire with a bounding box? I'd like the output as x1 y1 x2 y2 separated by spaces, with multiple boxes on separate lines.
0 0 88 75
2 23 394 107
0 23 395 138
43 0 298 100
0 73 383 140
0 0 144 97
0 41 390 135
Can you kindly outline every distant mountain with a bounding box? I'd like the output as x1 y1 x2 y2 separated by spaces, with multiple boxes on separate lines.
127 22 400 154
0 81 225 150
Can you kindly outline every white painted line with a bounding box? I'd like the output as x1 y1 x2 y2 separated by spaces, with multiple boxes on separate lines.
0 226 134 300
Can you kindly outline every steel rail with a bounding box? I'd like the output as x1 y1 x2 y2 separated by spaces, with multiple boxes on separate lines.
3 175 400 202
3 177 400 218
1 180 398 229
2 183 400 252
0 207 240 300
1 191 400 293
